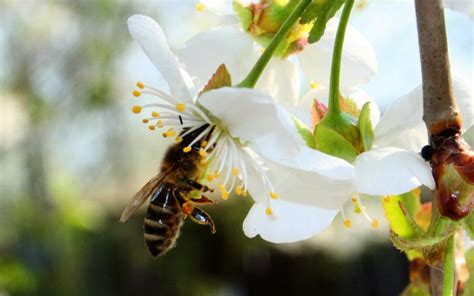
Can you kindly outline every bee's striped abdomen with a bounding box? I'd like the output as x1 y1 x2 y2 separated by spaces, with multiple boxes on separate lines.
144 183 183 257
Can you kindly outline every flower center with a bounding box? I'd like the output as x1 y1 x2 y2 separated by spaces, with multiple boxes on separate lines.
131 81 279 216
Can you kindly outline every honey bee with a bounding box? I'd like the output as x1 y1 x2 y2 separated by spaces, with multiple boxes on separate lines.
120 124 216 257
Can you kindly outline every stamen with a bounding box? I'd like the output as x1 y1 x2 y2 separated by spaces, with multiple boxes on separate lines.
157 120 164 128
218 184 229 200
195 2 205 12
142 119 149 124
152 111 160 118
201 140 208 147
265 207 273 216
270 192 279 200
235 185 242 196
176 103 186 112
175 137 183 144
183 146 192 153
148 125 156 131
162 129 176 138
133 90 141 97
340 207 352 228
232 167 239 176
136 81 145 89
132 106 142 114
353 194 376 226
371 219 380 229
310 82 319 89
199 148 207 157
207 174 214 182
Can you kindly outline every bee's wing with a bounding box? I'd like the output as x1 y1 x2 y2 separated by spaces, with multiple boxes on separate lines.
120 166 174 222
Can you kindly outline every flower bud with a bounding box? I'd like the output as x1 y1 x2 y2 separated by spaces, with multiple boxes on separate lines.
431 129 474 220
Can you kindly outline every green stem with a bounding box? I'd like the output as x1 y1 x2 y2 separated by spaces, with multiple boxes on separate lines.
327 0 354 116
237 0 312 88
443 235 455 296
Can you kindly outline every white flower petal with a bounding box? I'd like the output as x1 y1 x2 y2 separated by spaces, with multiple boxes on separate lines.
354 147 435 196
464 126 474 147
128 15 193 102
243 200 339 243
298 18 377 90
246 146 355 210
256 58 301 106
199 0 234 15
178 25 259 89
198 87 301 160
374 77 473 152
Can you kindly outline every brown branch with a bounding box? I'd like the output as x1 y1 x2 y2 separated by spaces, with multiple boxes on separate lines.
415 0 462 136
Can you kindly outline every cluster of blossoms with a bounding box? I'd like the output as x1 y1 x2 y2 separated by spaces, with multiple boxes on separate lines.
127 0 473 244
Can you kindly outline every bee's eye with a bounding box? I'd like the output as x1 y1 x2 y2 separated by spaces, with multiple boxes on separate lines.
421 145 434 161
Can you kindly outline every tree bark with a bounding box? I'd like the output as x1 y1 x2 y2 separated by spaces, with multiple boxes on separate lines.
415 0 462 136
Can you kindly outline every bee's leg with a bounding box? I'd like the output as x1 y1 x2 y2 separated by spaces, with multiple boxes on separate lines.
189 207 216 234
183 179 213 193
190 195 216 205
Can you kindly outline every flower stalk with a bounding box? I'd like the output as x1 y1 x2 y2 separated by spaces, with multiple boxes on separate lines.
237 0 312 88
326 0 354 117
443 235 455 296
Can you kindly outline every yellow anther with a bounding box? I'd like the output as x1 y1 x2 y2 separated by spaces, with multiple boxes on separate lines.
221 190 229 200
354 206 361 214
270 192 279 199
142 119 149 124
175 137 183 144
200 140 208 147
351 196 357 203
265 207 273 216
214 171 221 179
207 174 214 182
132 106 142 114
344 219 353 228
148 125 156 131
157 120 164 128
371 219 380 229
136 82 145 89
218 184 225 192
152 111 160 118
133 90 141 97
199 148 207 157
235 185 242 196
183 146 192 153
232 167 239 176
310 82 319 89
165 129 176 137
383 196 391 203
195 2 205 12
176 103 186 112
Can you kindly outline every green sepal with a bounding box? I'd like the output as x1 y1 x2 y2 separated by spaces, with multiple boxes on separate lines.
339 95 360 118
199 64 232 95
313 124 357 162
233 1 253 31
462 211 474 240
300 0 346 43
358 102 374 151
292 116 316 149
382 192 422 240
464 248 474 296
401 279 430 296
318 111 362 153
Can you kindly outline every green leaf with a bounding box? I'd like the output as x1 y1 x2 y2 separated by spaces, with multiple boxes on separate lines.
199 64 232 95
313 124 357 162
292 116 316 149
358 102 374 151
300 0 346 43
233 1 253 31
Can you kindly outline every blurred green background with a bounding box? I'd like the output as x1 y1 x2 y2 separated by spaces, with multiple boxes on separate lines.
0 1 434 295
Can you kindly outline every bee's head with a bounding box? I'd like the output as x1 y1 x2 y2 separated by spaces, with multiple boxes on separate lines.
179 124 213 150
